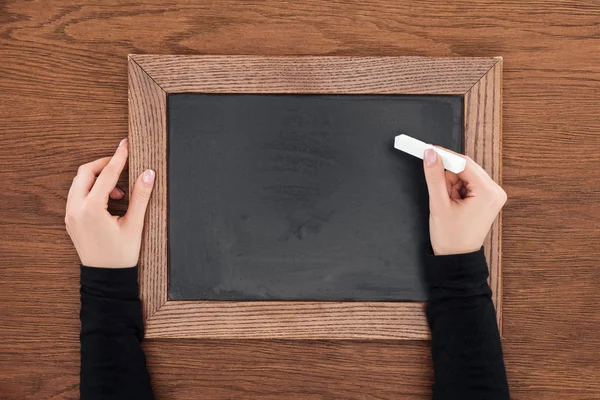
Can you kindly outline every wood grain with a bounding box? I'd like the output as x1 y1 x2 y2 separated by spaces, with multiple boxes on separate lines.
131 55 498 94
131 55 501 340
144 340 434 400
1 0 599 398
464 59 503 331
128 57 168 319
147 301 428 339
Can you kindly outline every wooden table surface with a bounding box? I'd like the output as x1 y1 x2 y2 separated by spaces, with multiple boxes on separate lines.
1 1 599 398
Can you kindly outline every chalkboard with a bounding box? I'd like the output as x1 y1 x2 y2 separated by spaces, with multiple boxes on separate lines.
130 55 502 339
168 94 462 301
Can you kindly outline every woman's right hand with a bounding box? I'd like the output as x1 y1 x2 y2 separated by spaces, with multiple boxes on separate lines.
65 139 156 268
422 147 507 256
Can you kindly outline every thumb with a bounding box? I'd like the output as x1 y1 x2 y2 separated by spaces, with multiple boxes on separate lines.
423 148 450 211
123 169 155 231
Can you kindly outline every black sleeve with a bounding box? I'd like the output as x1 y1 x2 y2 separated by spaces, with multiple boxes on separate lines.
80 266 154 400
425 248 509 400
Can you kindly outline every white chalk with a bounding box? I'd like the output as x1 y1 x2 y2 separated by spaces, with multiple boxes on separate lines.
393 134 466 174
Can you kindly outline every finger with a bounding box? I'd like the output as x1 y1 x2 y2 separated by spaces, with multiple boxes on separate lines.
89 139 128 201
444 170 461 197
433 146 495 186
423 148 450 211
456 157 489 189
445 170 461 186
67 157 113 211
109 187 125 200
121 169 155 231
467 156 494 183
450 181 464 201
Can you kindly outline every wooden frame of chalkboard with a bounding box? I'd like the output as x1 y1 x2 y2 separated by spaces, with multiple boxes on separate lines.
128 55 502 340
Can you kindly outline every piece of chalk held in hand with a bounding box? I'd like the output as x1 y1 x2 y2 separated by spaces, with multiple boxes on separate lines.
393 134 466 174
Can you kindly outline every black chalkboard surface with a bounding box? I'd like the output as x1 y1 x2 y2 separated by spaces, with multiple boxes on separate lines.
168 94 462 301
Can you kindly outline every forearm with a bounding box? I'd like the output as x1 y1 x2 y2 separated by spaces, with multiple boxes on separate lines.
426 249 509 400
80 266 153 400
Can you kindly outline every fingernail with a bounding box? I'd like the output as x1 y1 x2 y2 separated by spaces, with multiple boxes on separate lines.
142 169 155 184
424 148 437 165
119 138 128 147
117 187 125 196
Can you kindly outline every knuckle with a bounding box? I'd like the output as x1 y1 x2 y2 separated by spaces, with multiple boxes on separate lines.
486 186 507 206
104 162 118 174
497 188 508 204
103 164 121 179
64 209 79 225
134 188 151 202
77 165 88 176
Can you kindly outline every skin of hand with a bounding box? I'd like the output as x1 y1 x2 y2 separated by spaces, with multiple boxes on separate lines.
423 147 507 256
65 138 155 268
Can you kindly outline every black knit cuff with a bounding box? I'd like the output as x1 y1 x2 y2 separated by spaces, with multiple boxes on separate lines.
425 248 489 289
80 265 139 300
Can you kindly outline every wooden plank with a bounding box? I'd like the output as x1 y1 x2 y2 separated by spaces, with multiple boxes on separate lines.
128 57 168 319
131 55 497 95
146 301 428 340
144 340 433 399
463 58 503 332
